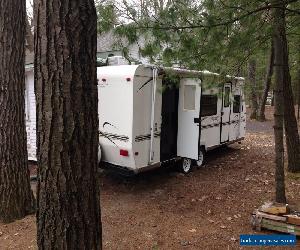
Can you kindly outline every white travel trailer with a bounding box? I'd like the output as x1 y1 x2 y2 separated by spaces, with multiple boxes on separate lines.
25 64 246 174
97 65 246 174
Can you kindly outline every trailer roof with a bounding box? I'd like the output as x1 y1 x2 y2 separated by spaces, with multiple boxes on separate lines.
160 66 245 81
97 64 244 82
97 64 141 79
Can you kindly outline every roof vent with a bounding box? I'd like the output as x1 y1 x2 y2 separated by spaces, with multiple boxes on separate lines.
107 56 129 66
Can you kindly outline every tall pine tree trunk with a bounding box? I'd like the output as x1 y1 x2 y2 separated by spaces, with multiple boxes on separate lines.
248 58 258 119
0 0 35 223
284 79 300 173
272 0 286 203
280 10 300 173
34 0 102 248
297 44 300 121
258 39 275 121
297 66 300 121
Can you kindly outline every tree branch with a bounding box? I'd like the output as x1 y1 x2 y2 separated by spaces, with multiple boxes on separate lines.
136 0 299 31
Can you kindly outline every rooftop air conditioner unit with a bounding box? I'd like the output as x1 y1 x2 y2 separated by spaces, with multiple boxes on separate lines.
107 56 129 66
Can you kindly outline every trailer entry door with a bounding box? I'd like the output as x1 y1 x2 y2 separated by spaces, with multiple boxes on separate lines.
177 78 201 160
221 84 231 143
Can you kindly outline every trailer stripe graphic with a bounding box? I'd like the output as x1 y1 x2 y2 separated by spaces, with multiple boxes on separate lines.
134 118 246 141
201 119 246 130
133 118 246 141
99 132 129 142
135 132 161 142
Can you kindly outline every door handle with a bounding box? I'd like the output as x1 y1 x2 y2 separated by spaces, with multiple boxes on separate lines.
194 118 200 123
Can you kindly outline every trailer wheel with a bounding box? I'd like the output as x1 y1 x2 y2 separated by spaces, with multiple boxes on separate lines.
180 158 193 173
195 148 205 167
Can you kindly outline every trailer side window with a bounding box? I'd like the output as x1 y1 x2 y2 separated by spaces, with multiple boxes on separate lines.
201 95 218 117
224 87 231 107
233 95 241 113
183 85 196 110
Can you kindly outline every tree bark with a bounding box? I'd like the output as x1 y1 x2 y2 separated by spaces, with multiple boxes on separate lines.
0 0 35 223
248 58 258 119
284 80 300 173
280 12 300 173
297 44 300 121
297 66 300 121
272 0 286 203
35 0 102 249
258 39 275 121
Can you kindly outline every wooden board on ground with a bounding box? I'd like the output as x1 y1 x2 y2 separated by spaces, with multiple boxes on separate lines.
259 202 288 215
261 218 300 236
284 215 300 226
256 210 287 222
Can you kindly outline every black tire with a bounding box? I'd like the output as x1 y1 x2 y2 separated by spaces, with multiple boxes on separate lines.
195 147 206 167
180 158 193 173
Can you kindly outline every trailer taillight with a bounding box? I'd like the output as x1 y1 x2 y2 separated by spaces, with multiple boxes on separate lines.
126 77 131 82
120 149 129 157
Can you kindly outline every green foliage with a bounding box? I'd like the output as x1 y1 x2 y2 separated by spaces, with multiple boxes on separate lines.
96 1 117 34
96 0 299 100
115 24 138 44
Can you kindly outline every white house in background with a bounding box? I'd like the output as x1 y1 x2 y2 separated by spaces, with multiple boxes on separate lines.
97 30 149 64
25 49 36 160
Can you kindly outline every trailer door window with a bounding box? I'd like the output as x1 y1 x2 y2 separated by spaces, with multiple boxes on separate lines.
224 87 230 107
201 95 218 117
233 95 241 113
183 85 196 110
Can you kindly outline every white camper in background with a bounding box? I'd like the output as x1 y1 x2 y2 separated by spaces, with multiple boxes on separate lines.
97 65 246 174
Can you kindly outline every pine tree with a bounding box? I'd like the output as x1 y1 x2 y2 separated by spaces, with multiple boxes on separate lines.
35 0 102 248
0 0 35 223
248 58 258 119
272 0 287 203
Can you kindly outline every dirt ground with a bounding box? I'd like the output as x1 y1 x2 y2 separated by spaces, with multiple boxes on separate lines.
0 106 299 249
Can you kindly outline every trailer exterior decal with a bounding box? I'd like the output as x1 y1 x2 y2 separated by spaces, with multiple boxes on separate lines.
103 122 117 129
99 131 129 142
200 119 245 130
135 132 161 142
137 77 153 92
